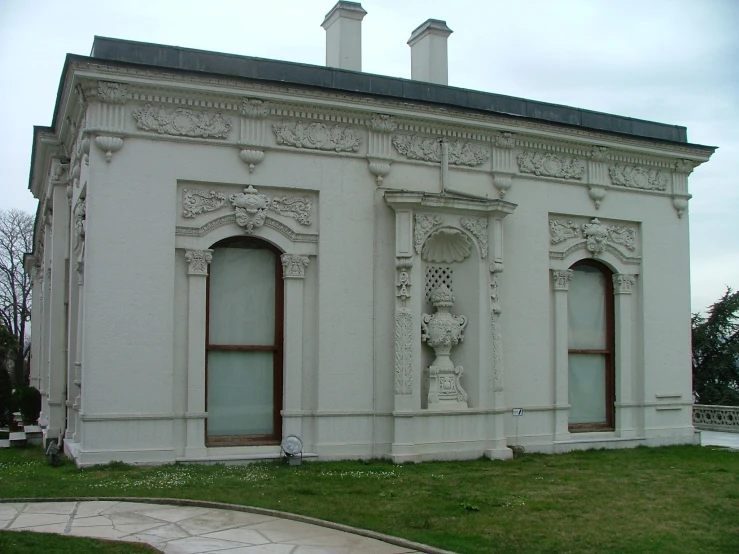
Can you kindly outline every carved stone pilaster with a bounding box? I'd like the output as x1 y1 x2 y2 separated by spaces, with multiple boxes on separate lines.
551 269 573 291
281 254 310 278
613 273 636 294
489 263 504 392
185 250 213 276
394 308 413 395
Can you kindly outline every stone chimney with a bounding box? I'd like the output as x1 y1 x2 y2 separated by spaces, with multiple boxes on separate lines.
407 19 453 85
321 1 367 71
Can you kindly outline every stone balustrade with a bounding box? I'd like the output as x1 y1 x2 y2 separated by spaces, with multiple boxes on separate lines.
693 404 739 433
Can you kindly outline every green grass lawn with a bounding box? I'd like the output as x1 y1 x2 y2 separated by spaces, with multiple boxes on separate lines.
1 445 737 553
0 531 160 553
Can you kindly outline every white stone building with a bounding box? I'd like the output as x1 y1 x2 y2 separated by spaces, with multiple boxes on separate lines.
24 2 715 466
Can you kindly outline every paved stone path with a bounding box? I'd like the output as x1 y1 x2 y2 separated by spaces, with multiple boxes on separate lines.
0 501 425 553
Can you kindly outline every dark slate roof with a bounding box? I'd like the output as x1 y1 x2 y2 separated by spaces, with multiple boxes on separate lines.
88 36 697 145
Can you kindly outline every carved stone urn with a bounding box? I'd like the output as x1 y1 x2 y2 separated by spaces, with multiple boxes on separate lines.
421 284 469 410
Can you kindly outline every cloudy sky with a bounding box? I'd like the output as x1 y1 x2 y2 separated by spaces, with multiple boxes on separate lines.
1 0 737 312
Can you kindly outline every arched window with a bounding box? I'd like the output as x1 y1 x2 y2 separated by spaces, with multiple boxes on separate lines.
206 237 283 445
568 260 614 430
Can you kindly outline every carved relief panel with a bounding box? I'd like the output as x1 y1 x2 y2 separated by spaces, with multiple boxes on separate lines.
549 214 640 265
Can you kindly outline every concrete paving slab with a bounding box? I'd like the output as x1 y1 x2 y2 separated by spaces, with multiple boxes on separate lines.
0 501 430 553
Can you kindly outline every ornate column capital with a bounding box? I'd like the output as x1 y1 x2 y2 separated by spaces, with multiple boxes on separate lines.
551 269 573 291
185 249 213 276
613 273 636 294
281 253 310 279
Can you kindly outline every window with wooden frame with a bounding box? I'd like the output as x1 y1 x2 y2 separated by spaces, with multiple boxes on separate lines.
205 236 284 445
567 260 615 431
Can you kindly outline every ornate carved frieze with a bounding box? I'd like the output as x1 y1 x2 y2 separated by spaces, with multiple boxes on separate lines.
281 253 310 278
394 308 413 395
395 258 412 300
270 196 312 225
97 81 128 103
273 121 361 152
370 113 398 133
133 104 232 138
609 164 668 191
182 189 227 218
181 186 313 229
549 220 580 244
414 213 443 254
460 217 488 258
551 269 573 291
517 151 585 180
392 135 489 166
185 250 212 276
242 98 270 118
550 217 637 256
613 273 636 294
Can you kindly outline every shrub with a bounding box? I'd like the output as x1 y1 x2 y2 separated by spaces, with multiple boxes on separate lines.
16 386 41 424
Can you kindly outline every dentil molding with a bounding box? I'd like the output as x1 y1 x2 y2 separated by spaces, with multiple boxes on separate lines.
133 104 232 138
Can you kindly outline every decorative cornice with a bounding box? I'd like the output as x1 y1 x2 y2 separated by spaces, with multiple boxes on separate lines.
272 121 361 152
392 135 489 166
551 269 573 291
369 113 398 133
281 253 310 278
609 164 668 191
460 216 488 258
241 98 270 118
132 104 232 138
71 66 713 161
517 151 585 180
613 273 636 294
185 249 213 275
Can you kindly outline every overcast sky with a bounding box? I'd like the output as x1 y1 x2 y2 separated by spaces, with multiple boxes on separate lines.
1 0 737 313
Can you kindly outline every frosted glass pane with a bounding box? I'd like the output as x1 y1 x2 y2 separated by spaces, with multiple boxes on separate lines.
568 353 606 424
568 266 606 350
209 247 276 345
207 350 274 436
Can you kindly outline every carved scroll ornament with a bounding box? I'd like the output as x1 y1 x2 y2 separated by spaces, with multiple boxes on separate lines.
518 151 585 180
609 164 668 191
273 121 361 152
133 104 232 138
550 218 636 255
182 187 313 231
392 135 490 166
